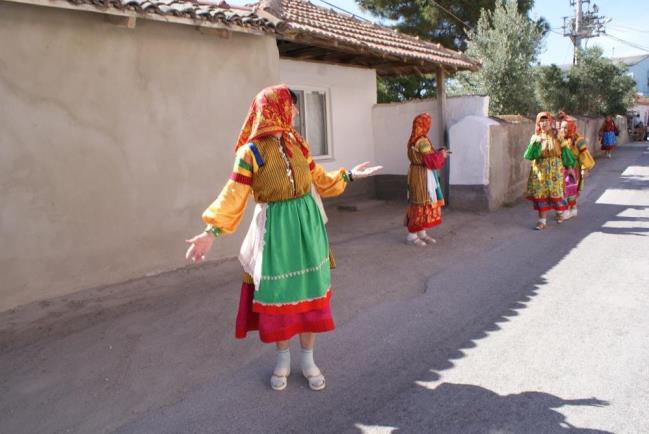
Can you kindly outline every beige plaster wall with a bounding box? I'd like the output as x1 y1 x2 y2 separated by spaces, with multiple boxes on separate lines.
279 59 377 172
0 1 280 311
487 116 626 209
487 118 536 209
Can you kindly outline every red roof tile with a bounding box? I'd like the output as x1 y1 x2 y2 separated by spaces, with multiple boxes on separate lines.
278 0 479 71
21 0 284 34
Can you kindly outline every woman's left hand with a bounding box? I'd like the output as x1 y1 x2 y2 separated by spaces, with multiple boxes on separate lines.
351 161 383 179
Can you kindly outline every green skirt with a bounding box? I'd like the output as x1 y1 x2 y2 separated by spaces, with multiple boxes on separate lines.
252 194 331 314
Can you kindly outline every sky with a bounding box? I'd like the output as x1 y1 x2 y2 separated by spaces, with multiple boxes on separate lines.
297 0 649 65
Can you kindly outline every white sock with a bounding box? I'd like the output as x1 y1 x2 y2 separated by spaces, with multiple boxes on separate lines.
572 207 578 216
300 348 320 376
538 217 547 224
406 233 418 241
274 348 290 376
417 230 428 238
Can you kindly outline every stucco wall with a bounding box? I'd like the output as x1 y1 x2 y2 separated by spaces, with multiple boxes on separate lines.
486 116 619 210
279 59 377 172
372 96 489 176
487 118 536 209
0 1 279 311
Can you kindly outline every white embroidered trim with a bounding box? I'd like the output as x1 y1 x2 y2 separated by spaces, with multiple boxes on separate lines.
252 288 331 307
261 256 330 281
277 140 296 196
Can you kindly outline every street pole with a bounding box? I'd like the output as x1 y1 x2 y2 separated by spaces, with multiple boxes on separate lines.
564 0 607 65
573 0 582 64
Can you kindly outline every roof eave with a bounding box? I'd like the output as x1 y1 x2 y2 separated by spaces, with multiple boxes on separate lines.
277 31 480 74
1 0 277 36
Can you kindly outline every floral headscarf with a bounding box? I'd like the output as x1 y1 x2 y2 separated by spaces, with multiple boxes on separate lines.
535 111 554 135
235 84 308 156
408 113 432 147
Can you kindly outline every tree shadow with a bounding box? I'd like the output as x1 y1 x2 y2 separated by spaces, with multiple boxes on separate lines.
357 383 611 433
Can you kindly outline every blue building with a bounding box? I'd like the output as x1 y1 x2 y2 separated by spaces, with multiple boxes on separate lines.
614 54 649 96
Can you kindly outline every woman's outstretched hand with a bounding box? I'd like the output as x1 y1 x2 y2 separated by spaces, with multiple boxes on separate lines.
185 232 215 263
351 161 383 179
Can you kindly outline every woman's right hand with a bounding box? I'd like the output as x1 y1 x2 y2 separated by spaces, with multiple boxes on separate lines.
185 232 215 263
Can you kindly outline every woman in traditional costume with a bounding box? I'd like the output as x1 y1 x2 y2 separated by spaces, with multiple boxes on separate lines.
599 115 619 158
185 85 381 391
404 113 448 246
524 112 576 230
557 115 596 220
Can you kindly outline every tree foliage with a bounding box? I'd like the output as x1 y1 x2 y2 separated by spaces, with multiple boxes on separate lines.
377 74 436 103
357 0 535 51
535 47 637 116
357 0 541 103
534 64 573 112
454 0 543 115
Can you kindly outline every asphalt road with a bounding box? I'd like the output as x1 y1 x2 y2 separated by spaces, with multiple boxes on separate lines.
2 143 648 434
120 143 649 433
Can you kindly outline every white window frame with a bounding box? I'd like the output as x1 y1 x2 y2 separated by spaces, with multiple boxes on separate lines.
290 85 334 161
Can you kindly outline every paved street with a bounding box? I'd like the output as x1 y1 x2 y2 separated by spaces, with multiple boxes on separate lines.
2 143 648 434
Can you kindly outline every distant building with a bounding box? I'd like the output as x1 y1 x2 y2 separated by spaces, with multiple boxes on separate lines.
612 54 649 96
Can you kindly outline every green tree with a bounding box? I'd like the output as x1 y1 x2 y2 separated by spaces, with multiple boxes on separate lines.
357 0 535 51
454 0 544 115
535 64 575 113
534 48 637 116
377 74 437 103
569 47 637 115
357 0 542 103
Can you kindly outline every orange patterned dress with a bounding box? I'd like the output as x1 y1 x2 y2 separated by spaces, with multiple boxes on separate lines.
404 113 446 233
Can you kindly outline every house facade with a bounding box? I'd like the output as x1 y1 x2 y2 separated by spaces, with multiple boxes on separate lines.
615 54 649 96
0 0 478 310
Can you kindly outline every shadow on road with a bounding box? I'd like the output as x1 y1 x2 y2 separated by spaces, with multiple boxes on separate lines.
357 383 611 433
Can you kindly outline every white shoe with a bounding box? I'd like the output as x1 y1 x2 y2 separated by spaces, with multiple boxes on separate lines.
270 372 289 391
406 237 427 246
418 234 437 244
303 369 326 391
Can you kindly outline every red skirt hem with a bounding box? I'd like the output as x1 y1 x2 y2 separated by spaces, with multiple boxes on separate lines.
407 219 442 233
237 319 336 343
235 282 335 343
526 196 570 212
252 288 332 314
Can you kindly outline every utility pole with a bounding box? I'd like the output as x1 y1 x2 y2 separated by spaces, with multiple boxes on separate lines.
562 0 607 64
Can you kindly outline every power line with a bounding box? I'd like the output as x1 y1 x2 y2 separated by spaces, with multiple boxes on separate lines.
603 33 649 53
561 0 608 63
311 0 372 22
426 0 473 32
607 24 649 34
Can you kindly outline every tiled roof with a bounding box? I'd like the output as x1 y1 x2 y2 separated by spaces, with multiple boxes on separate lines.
278 0 479 71
9 0 283 34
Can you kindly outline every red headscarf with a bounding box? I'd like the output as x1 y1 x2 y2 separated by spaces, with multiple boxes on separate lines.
408 113 432 147
234 84 308 156
535 111 554 135
602 116 617 132
564 116 578 138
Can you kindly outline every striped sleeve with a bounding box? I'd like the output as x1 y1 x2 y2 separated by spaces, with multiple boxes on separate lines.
229 144 259 186
201 146 257 235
